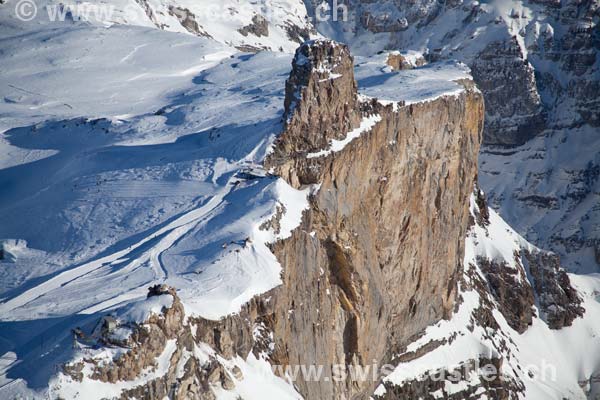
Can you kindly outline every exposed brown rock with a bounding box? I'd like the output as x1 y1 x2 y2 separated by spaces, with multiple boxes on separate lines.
88 291 185 383
469 187 583 332
62 287 271 399
275 39 362 162
265 39 484 399
476 256 535 333
395 338 447 364
386 52 425 71
375 357 523 400
284 22 313 45
60 40 485 400
238 15 269 38
168 6 211 37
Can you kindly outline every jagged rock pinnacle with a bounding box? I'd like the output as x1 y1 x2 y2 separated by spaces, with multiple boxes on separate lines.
282 40 360 143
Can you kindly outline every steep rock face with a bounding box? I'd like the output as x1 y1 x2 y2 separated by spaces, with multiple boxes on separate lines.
279 40 362 160
265 39 484 398
306 0 600 274
476 255 536 334
371 187 587 399
53 40 483 400
522 249 585 329
469 38 545 146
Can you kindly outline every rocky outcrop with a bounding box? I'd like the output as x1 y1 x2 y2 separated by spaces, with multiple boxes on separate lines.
375 357 523 400
471 189 583 332
284 22 313 45
522 250 585 329
264 39 484 399
168 6 211 37
469 38 546 146
269 39 364 186
469 191 536 334
476 255 535 334
61 287 266 400
238 15 269 38
386 52 426 71
360 11 408 33
281 40 361 153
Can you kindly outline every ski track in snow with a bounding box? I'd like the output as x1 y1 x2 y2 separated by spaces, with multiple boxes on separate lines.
0 180 234 316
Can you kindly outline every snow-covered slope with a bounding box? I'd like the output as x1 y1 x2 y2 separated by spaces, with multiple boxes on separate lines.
0 0 316 52
0 12 311 397
0 20 304 321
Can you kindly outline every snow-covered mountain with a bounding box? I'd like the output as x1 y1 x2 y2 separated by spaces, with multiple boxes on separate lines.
0 0 599 399
0 4 307 397
0 0 315 53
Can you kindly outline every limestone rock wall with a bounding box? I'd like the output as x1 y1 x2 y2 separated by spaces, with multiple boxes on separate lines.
59 40 485 400
265 39 484 399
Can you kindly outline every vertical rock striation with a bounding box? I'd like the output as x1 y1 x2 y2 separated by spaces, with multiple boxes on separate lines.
58 40 485 400
265 39 484 398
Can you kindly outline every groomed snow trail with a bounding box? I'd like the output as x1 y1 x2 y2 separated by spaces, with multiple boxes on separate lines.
0 179 235 316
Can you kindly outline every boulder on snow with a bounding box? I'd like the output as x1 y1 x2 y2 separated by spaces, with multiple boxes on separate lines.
147 284 174 298
386 51 426 71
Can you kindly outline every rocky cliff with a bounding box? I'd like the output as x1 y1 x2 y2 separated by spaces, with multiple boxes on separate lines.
372 186 586 399
46 36 594 400
264 39 483 398
54 39 485 399
306 0 600 279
